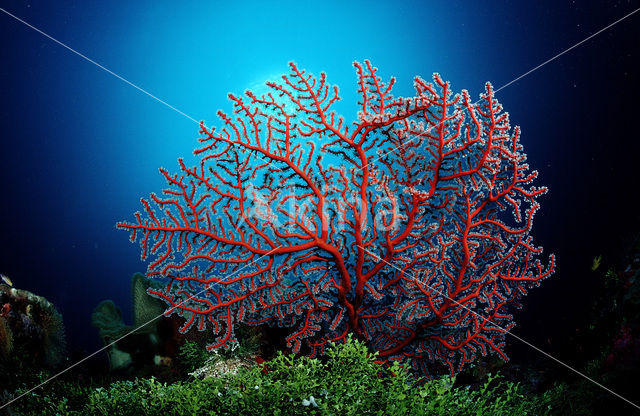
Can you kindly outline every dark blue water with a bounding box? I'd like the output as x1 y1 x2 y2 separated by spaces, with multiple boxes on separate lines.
1 0 638 366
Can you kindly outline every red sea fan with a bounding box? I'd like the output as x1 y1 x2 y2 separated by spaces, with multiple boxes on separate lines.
119 61 554 375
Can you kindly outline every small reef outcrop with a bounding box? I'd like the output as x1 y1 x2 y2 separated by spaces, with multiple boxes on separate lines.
91 273 182 374
0 283 66 367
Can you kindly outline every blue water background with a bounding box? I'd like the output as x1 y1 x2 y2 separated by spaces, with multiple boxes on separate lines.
1 0 639 359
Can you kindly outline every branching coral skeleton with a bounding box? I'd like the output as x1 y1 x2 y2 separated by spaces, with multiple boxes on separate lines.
119 61 554 375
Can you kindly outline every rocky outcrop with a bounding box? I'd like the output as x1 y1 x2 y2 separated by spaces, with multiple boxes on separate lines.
0 284 66 367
